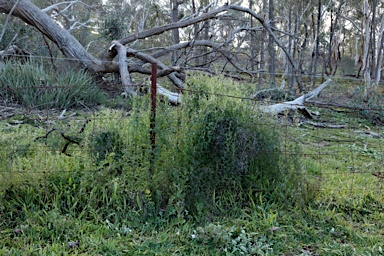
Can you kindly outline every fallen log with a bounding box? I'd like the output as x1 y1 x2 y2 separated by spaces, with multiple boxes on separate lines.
299 121 347 129
259 79 333 115
156 84 181 105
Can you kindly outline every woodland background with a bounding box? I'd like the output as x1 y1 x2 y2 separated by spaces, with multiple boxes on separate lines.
0 0 384 255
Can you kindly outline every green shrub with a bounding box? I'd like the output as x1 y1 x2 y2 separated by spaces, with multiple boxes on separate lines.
148 74 306 221
0 61 106 109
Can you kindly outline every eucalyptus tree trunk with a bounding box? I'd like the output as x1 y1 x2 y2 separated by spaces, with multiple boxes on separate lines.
326 1 344 76
268 0 275 86
286 0 293 90
375 17 384 85
259 0 268 87
249 0 256 73
312 0 321 89
191 0 199 66
362 0 371 97
370 0 377 80
171 0 181 65
279 0 293 90
202 0 210 68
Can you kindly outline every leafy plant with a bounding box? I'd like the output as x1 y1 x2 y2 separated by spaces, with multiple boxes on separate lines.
192 224 273 255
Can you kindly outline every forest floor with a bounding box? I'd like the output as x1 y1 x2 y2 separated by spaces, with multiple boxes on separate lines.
0 77 384 255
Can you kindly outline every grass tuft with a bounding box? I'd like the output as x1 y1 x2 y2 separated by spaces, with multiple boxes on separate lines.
0 61 106 109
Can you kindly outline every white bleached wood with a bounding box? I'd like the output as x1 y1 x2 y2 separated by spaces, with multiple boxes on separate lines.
259 79 332 115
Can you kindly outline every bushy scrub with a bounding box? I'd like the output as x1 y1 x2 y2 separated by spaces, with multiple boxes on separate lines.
0 61 106 109
0 73 306 226
147 74 306 220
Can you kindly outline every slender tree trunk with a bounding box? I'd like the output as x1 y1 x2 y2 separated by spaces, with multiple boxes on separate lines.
290 0 299 93
300 22 308 85
329 2 343 76
191 0 199 66
363 0 371 97
287 0 293 90
249 0 255 72
171 0 181 65
375 16 384 84
80 0 94 46
327 5 334 75
370 0 377 79
202 0 210 68
326 2 339 75
312 0 321 89
259 0 267 87
308 7 319 87
268 0 275 86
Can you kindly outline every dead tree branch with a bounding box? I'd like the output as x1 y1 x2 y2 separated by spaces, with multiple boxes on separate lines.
260 79 333 115
110 41 136 96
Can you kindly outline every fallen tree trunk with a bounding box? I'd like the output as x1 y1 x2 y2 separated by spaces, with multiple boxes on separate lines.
157 84 181 105
259 79 333 115
110 41 136 96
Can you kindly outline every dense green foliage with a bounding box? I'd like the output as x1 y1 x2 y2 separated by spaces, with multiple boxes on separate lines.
100 15 127 41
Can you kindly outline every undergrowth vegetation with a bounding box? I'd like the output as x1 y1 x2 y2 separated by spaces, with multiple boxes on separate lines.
0 61 106 109
0 74 383 255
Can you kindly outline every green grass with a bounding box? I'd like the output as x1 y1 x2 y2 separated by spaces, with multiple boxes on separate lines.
0 61 106 109
1 74 384 255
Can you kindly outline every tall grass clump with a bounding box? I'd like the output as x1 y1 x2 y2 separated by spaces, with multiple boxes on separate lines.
0 61 105 109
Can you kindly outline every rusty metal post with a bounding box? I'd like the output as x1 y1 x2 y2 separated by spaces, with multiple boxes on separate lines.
149 63 157 176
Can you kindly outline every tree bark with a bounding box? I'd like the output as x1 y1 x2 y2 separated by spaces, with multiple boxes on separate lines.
375 17 384 84
259 0 267 88
326 2 343 76
249 0 255 72
362 0 372 97
110 41 136 96
171 0 181 65
268 0 275 86
370 0 377 79
312 0 322 89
